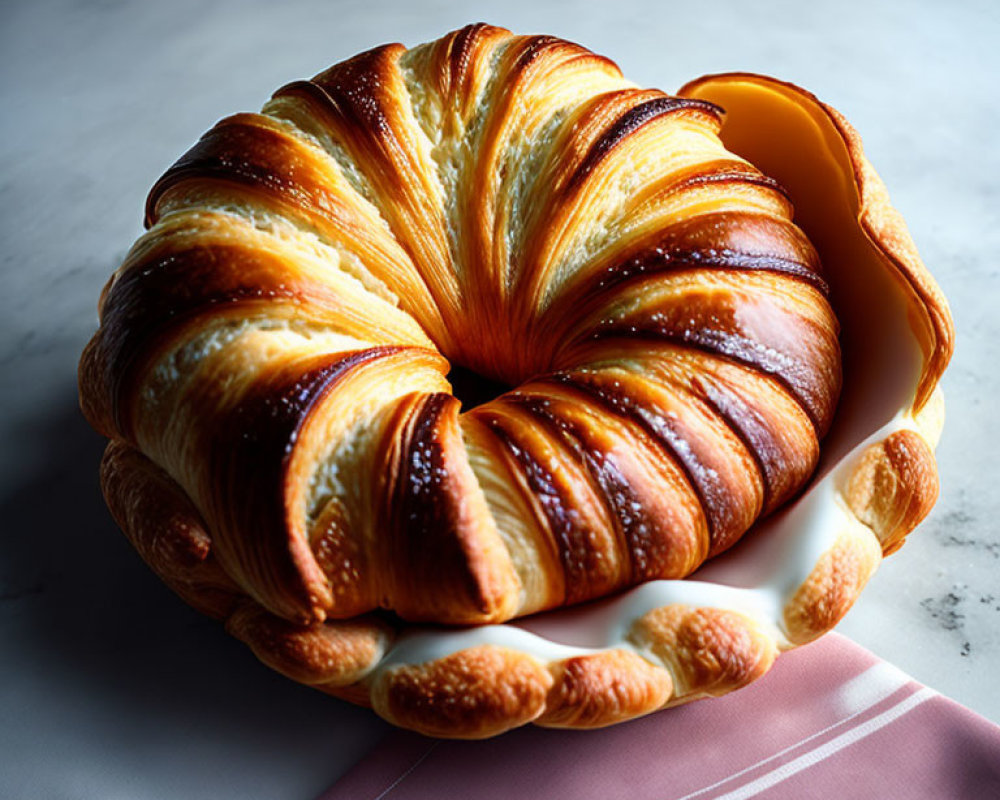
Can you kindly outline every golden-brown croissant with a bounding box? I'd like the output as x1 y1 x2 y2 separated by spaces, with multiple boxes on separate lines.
79 25 953 738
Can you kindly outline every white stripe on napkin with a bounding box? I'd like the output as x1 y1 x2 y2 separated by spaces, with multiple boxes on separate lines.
712 687 936 800
675 661 916 800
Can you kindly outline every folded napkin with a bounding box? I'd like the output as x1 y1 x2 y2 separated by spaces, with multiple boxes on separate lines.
322 633 1000 799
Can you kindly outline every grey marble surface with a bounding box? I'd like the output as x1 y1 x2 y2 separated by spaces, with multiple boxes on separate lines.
1 0 997 797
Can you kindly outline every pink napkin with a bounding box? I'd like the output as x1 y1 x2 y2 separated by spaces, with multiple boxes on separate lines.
321 634 1000 799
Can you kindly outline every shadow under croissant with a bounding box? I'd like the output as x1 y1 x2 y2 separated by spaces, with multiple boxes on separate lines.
0 389 389 792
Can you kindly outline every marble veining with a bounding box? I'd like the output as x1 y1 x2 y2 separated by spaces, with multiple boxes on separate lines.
1 0 997 798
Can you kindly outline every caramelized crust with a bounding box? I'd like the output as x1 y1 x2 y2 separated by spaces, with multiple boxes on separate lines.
629 605 778 702
539 650 673 728
783 524 884 645
844 429 940 556
377 392 520 623
371 646 554 738
80 26 954 738
100 440 241 620
226 603 391 688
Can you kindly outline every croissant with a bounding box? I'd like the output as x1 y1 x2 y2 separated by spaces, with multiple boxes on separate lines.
80 25 953 738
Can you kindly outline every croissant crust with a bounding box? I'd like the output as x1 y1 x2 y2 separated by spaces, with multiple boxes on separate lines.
80 26 953 738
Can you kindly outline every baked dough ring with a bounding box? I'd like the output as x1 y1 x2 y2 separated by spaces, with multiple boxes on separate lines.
80 28 953 738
